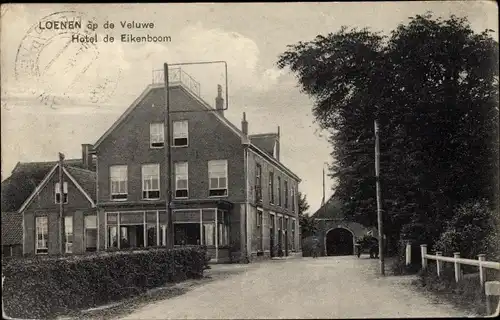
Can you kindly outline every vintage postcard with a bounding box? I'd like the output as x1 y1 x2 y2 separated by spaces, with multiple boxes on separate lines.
1 2 499 319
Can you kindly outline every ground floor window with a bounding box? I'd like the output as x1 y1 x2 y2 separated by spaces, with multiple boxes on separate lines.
35 216 48 254
174 222 228 247
291 218 296 251
65 216 73 253
85 215 98 252
257 210 263 251
107 211 162 249
108 226 118 248
105 210 229 249
2 245 22 257
174 223 200 245
218 223 228 246
121 225 144 248
161 225 167 246
202 224 214 246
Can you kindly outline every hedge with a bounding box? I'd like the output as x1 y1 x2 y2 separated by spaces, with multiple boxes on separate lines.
2 246 208 319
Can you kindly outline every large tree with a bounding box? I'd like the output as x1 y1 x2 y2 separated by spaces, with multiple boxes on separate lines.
278 13 499 249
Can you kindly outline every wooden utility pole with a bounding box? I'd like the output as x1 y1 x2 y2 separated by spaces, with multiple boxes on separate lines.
374 119 385 275
164 63 174 249
58 152 65 254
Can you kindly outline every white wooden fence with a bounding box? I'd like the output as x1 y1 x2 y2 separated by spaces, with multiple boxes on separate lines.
405 242 500 316
416 244 500 285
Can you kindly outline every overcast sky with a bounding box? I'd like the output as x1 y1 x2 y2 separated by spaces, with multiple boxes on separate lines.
1 2 498 214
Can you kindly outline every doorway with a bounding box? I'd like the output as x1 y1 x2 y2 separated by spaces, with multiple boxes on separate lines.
325 228 354 256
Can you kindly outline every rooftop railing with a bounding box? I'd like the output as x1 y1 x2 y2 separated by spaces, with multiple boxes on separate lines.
152 68 201 97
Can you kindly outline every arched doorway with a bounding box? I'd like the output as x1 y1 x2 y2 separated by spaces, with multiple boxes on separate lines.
325 228 354 256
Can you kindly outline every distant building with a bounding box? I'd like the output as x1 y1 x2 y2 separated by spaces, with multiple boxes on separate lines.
309 195 376 257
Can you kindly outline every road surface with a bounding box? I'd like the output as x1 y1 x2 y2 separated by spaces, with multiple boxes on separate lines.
121 255 471 319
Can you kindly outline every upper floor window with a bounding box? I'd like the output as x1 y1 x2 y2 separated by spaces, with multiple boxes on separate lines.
55 182 68 204
110 165 128 200
35 216 48 254
255 163 262 203
269 171 274 204
175 162 189 199
173 120 188 147
150 123 165 148
142 164 160 200
208 160 228 197
291 186 296 212
284 180 289 209
277 176 282 206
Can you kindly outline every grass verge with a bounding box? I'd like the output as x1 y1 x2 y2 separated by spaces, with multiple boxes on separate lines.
410 263 499 316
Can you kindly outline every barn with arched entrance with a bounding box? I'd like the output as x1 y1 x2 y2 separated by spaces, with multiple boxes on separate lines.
303 196 378 257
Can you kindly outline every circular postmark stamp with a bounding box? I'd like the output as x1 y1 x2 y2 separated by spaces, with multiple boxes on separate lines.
14 11 121 109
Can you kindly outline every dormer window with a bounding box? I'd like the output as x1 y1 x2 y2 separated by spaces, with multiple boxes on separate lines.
55 182 68 204
150 123 165 148
173 120 188 147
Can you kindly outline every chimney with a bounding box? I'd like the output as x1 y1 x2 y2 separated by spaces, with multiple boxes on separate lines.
241 112 248 135
215 84 224 116
82 144 93 170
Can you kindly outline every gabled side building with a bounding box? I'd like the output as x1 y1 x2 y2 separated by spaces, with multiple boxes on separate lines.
1 158 97 256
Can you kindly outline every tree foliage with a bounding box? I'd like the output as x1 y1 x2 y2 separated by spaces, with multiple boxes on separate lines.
298 191 310 215
297 192 317 238
278 13 499 250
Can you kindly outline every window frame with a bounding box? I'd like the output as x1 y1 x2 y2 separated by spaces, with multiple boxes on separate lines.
255 163 262 203
35 216 48 255
175 162 189 199
150 123 165 148
277 176 282 206
84 215 98 252
257 209 263 251
55 182 68 204
64 215 73 253
172 120 189 147
208 160 228 197
142 164 160 200
269 171 274 204
110 165 128 201
284 180 289 209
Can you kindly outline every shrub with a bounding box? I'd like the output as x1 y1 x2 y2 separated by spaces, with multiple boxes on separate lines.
390 250 421 275
2 246 207 319
433 199 499 261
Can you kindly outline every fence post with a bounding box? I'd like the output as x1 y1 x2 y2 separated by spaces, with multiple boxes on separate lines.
436 251 443 277
485 281 500 316
405 241 412 266
453 252 461 283
420 244 427 270
478 254 486 288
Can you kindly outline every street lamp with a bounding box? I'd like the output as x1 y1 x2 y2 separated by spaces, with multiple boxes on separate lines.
163 61 228 249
